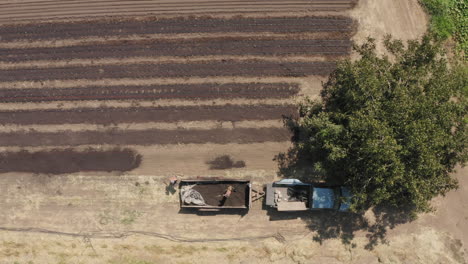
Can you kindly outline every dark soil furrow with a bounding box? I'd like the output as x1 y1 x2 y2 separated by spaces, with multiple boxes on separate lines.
0 127 291 146
0 39 352 62
0 105 298 125
0 16 354 41
0 61 336 81
0 83 300 103
0 1 358 24
0 148 141 174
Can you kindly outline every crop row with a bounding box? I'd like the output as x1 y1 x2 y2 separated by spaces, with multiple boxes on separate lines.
0 104 298 125
0 16 355 41
0 127 291 146
0 83 299 103
0 39 352 62
0 61 336 81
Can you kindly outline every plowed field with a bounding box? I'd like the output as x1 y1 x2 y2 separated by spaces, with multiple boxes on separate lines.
0 1 358 23
0 8 355 172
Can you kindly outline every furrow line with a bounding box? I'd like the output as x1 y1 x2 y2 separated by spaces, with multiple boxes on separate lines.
0 127 292 146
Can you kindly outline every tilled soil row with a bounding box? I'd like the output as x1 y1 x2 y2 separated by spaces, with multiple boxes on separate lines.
0 104 298 125
0 83 299 103
0 148 141 174
0 61 336 81
0 0 357 24
0 16 355 41
0 127 291 146
0 39 352 62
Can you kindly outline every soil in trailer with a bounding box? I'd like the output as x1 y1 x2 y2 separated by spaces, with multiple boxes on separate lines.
192 183 248 207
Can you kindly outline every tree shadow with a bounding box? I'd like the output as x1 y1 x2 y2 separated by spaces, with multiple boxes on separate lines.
206 155 246 170
266 204 414 249
178 208 248 217
274 116 415 249
274 148 330 183
363 205 416 250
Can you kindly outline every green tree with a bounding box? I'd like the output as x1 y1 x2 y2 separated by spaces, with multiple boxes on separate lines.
281 35 467 215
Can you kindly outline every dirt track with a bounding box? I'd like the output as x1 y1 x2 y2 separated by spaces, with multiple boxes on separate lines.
0 83 300 103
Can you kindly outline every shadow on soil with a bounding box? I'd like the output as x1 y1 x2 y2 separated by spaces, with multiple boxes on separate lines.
266 202 414 249
206 155 246 170
178 208 248 217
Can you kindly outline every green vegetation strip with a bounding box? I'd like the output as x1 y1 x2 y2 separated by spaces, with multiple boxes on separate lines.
419 0 467 56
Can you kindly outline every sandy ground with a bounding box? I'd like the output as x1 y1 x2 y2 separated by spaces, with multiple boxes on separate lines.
0 166 466 264
1 1 465 264
350 0 428 53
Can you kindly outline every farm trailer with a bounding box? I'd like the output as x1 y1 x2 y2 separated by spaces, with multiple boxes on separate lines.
179 179 264 210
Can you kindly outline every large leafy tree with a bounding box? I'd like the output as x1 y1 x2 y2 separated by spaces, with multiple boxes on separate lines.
284 35 467 214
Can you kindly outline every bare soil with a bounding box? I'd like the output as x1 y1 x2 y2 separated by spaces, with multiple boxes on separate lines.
0 148 141 174
189 183 248 207
0 38 352 62
350 0 428 54
0 127 291 147
0 0 357 23
0 83 299 103
0 61 336 81
0 104 297 125
0 16 354 41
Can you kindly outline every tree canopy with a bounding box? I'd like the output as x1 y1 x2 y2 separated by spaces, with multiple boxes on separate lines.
282 35 467 215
